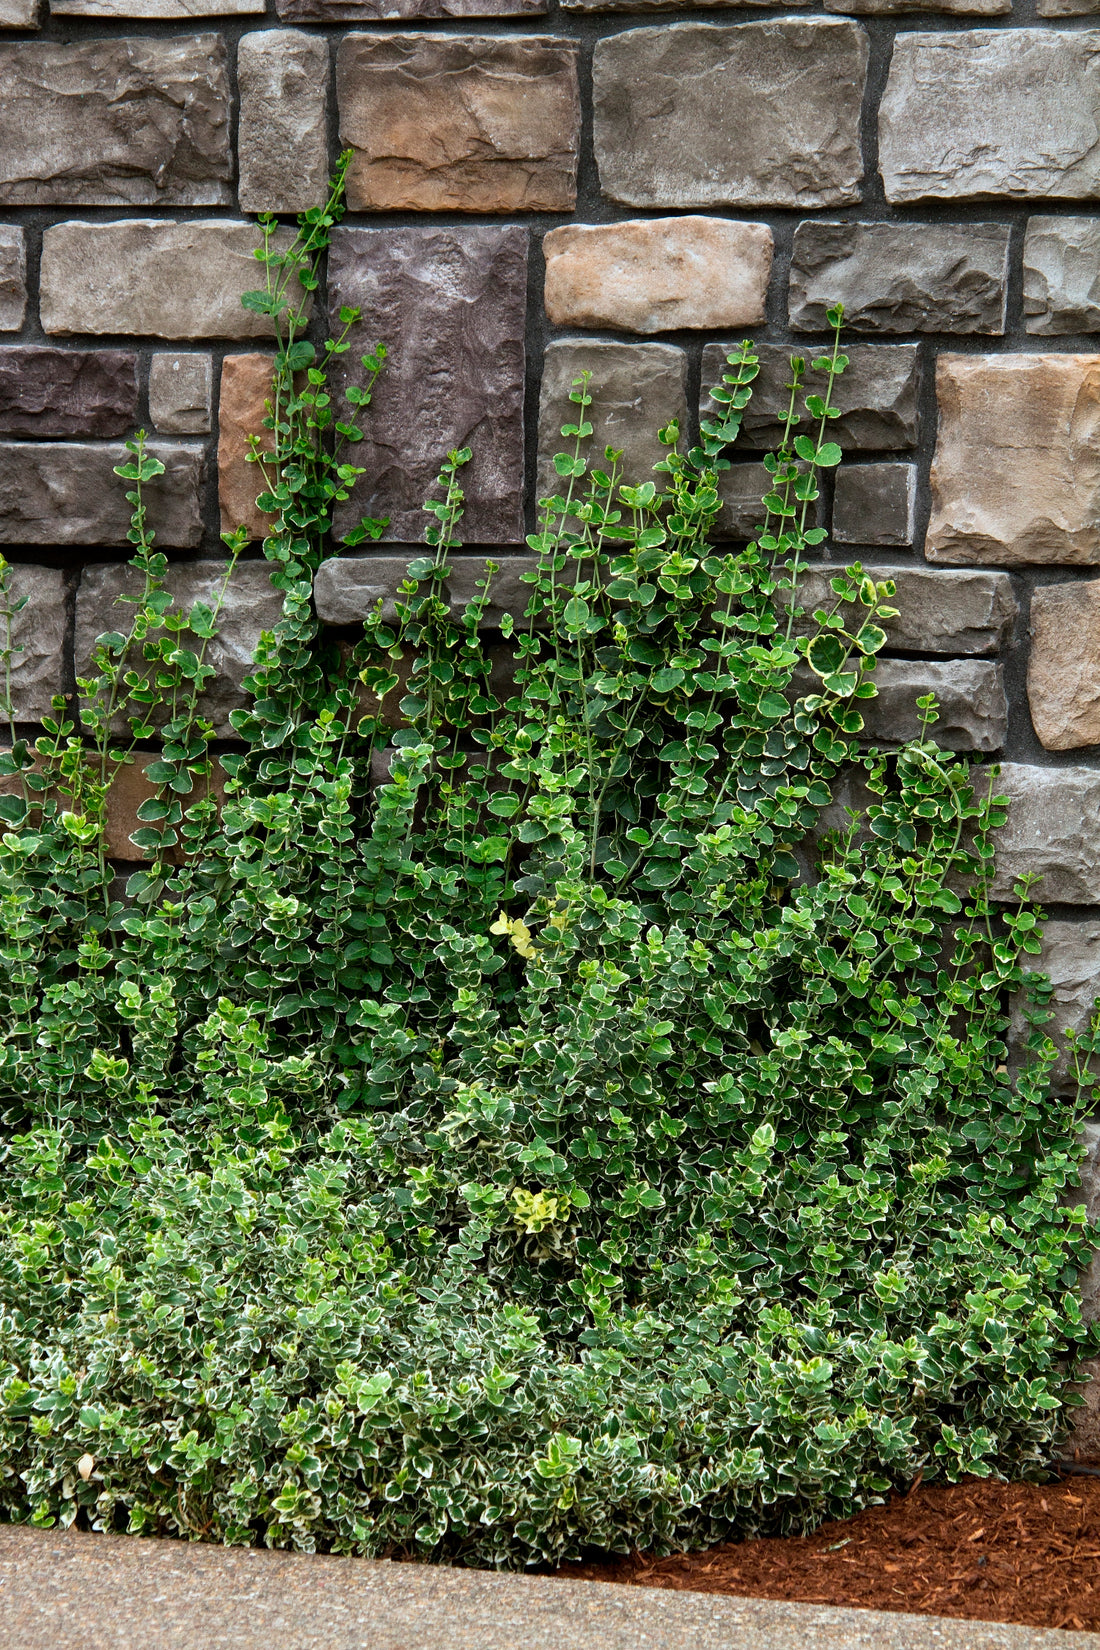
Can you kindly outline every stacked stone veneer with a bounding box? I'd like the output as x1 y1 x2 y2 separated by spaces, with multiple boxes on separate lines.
4 6 1100 1066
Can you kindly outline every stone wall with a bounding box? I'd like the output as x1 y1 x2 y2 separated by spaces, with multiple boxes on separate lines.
2 0 1100 1024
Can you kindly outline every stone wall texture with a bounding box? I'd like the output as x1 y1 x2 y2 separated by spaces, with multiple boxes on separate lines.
6 0 1100 1370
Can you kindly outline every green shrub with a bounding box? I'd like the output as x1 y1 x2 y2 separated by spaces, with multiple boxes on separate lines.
0 164 1095 1562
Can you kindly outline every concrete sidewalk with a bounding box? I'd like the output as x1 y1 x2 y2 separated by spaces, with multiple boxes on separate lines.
0 1525 1095 1650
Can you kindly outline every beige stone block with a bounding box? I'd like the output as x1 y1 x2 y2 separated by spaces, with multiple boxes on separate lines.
926 354 1100 567
219 354 273 542
238 29 330 215
337 33 579 212
543 217 771 334
1028 578 1100 750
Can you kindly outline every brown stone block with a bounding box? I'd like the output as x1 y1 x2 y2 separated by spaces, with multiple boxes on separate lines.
218 355 273 543
104 753 227 862
0 348 138 439
1028 577 1100 749
543 218 772 334
927 354 1100 567
284 0 541 14
337 33 580 212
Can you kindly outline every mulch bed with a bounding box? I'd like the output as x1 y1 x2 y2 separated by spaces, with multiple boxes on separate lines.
557 1472 1100 1632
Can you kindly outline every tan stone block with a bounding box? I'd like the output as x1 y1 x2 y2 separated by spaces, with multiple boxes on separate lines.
337 33 579 212
218 354 273 542
927 354 1100 567
543 217 771 334
1027 577 1100 750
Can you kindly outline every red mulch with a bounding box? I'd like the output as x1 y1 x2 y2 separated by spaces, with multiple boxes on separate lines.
557 1473 1100 1632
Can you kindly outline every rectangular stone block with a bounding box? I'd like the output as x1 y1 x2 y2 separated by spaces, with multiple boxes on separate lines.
990 765 1100 903
0 349 138 439
880 31 1100 204
714 462 773 540
1 565 66 721
858 659 1006 751
927 354 1100 566
149 354 212 436
0 37 231 208
0 229 24 332
219 354 273 542
1024 218 1100 336
826 0 1006 11
791 564 1016 655
537 339 687 507
0 0 39 26
77 561 284 737
54 0 260 12
314 553 533 627
281 0 542 16
789 222 1009 335
0 442 203 547
329 227 527 544
337 33 579 213
543 218 771 334
1027 578 1100 751
702 343 920 452
238 30 329 216
1009 923 1100 1096
832 463 916 546
40 222 300 341
593 21 867 210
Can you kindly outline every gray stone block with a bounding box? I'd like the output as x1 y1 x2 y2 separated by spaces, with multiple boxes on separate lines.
537 339 687 507
789 221 1009 335
315 554 534 626
0 442 203 547
702 343 920 452
0 0 39 27
40 221 300 341
0 229 24 332
859 659 1006 751
149 354 212 437
76 560 283 736
593 21 867 210
1024 217 1100 336
790 564 1016 656
990 764 1100 903
826 0 1006 10
337 33 579 213
1028 577 1100 752
881 30 1100 204
0 565 66 721
0 37 231 208
566 0 808 10
329 227 527 544
1009 924 1100 1097
54 0 260 12
238 30 329 217
281 0 542 17
714 462 772 540
832 463 916 546
0 349 138 440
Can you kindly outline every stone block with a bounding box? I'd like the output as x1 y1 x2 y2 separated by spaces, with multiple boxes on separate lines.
927 354 1100 567
593 21 867 210
314 553 535 627
40 221 301 341
826 0 1006 11
0 442 203 547
0 37 231 208
282 0 541 15
337 33 579 213
328 227 527 544
789 221 1009 335
54 0 259 12
0 565 66 721
0 349 138 440
1024 218 1100 337
1039 0 1100 13
832 463 916 546
537 339 687 506
76 560 283 736
880 30 1100 204
859 660 1006 751
1009 925 1100 1098
149 354 212 437
101 754 227 863
990 764 1100 903
702 343 920 452
238 30 329 216
0 0 40 22
219 354 272 542
1028 578 1100 751
789 564 1016 656
0 229 24 332
543 218 771 334
714 462 772 540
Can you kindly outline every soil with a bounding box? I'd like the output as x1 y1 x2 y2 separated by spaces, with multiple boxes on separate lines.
557 1471 1100 1633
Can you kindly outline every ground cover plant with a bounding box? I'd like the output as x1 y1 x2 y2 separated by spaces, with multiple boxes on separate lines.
0 162 1096 1562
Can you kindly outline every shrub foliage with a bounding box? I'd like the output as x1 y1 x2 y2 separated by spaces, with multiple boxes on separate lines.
0 167 1095 1561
